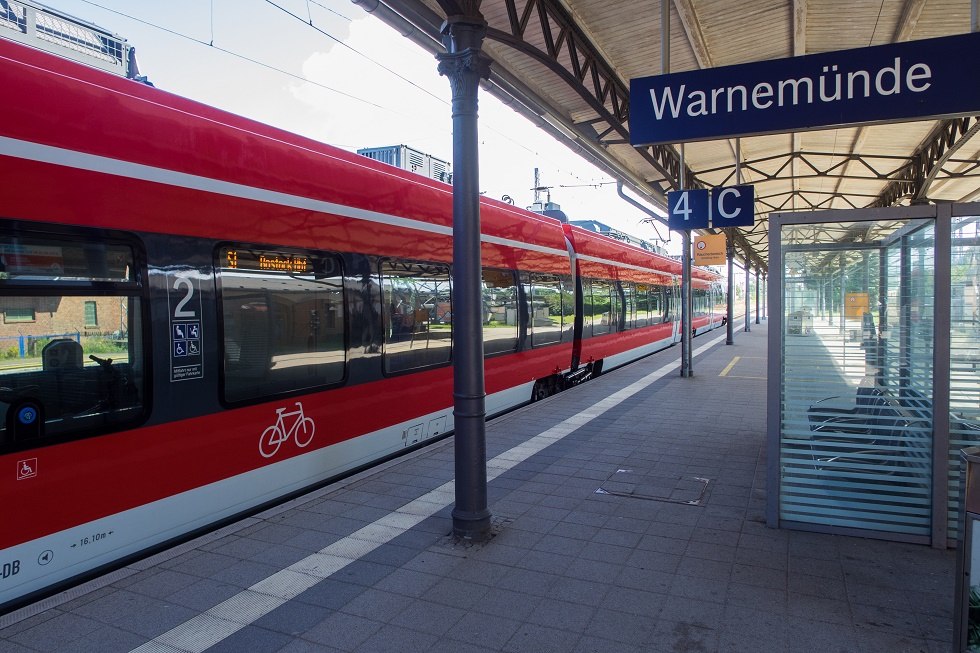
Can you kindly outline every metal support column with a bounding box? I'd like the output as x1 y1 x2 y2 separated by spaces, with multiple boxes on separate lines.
755 269 760 324
899 235 911 389
682 229 693 376
664 0 692 377
437 8 492 541
762 273 769 320
726 234 734 345
744 261 751 332
680 143 693 377
839 255 846 336
933 204 952 548
727 138 740 344
877 247 887 386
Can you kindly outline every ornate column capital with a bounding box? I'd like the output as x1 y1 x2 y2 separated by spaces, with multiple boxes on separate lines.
437 47 491 85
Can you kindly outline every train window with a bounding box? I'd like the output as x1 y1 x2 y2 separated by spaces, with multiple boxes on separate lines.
526 274 567 346
217 246 345 403
381 260 452 374
581 279 593 337
635 284 650 327
694 287 709 316
482 269 518 355
591 279 615 335
610 281 622 332
637 284 666 325
0 234 145 451
0 238 135 283
622 282 635 330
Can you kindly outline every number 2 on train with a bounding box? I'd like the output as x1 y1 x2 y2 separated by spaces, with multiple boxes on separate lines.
173 276 197 318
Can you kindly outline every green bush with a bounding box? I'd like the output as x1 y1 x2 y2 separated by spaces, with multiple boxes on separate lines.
82 337 127 355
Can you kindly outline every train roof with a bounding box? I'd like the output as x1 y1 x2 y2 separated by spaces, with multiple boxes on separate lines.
563 222 722 284
0 38 572 271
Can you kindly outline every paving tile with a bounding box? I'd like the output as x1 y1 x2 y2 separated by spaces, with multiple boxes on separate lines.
353 624 440 653
526 597 597 633
597 585 666 618
785 616 859 653
495 568 560 598
585 607 657 647
447 611 523 649
503 622 582 653
42 622 147 653
302 611 384 651
205 624 292 653
573 634 646 653
546 575 611 607
469 587 541 621
295 578 368 611
423 576 493 610
669 573 729 604
387 600 466 637
6 612 105 652
647 618 720 652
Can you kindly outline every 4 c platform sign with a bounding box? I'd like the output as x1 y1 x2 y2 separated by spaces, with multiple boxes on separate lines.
667 185 754 230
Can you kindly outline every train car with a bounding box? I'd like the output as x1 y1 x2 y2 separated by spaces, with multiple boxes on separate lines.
0 37 722 611
560 223 681 377
692 267 728 334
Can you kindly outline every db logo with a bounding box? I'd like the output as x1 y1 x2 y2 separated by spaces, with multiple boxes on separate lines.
16 458 37 480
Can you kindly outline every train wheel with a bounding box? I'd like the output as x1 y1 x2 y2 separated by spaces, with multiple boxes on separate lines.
259 425 284 458
294 417 316 448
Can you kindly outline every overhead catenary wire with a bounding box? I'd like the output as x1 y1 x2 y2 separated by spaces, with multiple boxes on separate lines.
75 0 632 201
262 0 446 106
77 0 390 112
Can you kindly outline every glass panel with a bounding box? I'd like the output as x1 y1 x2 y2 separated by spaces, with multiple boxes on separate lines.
218 246 346 402
693 287 709 316
591 279 613 335
0 238 134 283
84 301 98 327
4 306 34 323
0 296 144 447
582 279 594 337
622 282 635 330
637 283 666 326
381 260 452 373
528 273 565 346
779 218 934 536
948 216 980 540
482 269 518 355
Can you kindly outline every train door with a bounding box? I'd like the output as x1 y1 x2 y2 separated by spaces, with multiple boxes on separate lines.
670 277 681 342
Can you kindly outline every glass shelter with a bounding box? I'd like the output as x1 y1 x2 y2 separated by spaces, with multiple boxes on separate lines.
767 204 980 547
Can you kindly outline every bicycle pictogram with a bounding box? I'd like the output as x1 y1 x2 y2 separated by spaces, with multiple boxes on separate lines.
259 401 316 458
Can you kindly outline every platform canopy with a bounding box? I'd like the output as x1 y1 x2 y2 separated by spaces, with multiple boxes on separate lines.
363 0 980 272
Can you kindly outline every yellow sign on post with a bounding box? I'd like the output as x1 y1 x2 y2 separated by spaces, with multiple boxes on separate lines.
845 292 870 318
693 233 726 266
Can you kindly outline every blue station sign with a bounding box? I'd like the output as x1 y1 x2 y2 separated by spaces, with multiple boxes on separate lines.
667 186 754 231
667 189 709 230
630 32 980 145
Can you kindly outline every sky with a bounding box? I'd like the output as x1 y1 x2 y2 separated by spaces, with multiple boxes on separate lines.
38 0 676 249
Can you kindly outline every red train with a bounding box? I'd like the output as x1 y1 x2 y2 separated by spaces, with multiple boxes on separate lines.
0 37 724 610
